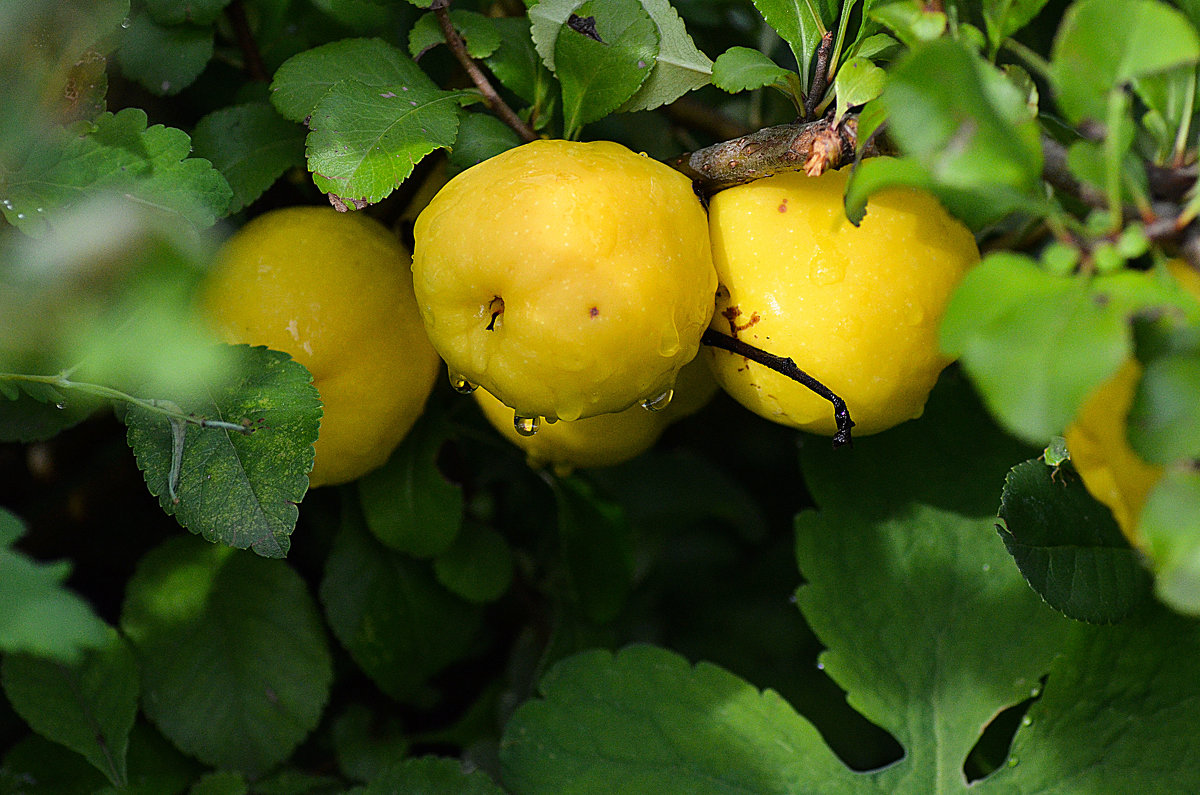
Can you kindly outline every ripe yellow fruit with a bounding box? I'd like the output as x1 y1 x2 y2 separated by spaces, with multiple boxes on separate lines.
473 354 718 473
200 207 440 488
412 139 717 424
704 166 979 436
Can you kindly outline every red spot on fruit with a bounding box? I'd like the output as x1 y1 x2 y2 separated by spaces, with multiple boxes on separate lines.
589 306 600 318
778 199 788 213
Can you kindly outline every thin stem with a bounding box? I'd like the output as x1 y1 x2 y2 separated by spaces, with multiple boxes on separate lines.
700 329 855 448
431 0 537 143
804 32 835 120
1173 69 1197 168
225 0 269 83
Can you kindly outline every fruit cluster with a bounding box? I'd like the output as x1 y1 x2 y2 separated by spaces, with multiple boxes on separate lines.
201 138 982 484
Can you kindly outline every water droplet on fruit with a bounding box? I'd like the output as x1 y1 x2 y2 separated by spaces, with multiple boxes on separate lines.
514 415 540 436
905 305 926 326
448 371 476 394
542 416 558 425
641 388 674 412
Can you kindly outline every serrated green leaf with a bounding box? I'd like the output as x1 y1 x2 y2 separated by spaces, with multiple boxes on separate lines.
555 0 658 138
320 507 483 701
1 630 139 787
307 78 465 204
752 0 837 89
484 16 557 109
0 508 109 664
997 459 1151 623
552 475 633 623
1141 468 1200 614
124 344 321 558
357 413 463 557
832 56 885 124
711 46 791 93
501 644 851 793
269 37 441 123
1129 351 1200 464
940 253 1131 443
446 111 523 174
434 521 514 603
367 756 505 795
1050 0 1200 125
528 0 582 72
618 0 712 113
409 10 501 60
144 0 230 25
190 102 306 214
120 536 333 776
116 11 213 96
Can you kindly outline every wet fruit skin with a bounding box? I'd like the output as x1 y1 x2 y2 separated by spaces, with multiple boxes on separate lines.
200 207 440 488
473 353 719 473
704 165 980 436
411 139 717 423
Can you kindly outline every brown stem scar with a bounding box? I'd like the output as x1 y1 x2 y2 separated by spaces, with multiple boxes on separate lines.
486 296 504 330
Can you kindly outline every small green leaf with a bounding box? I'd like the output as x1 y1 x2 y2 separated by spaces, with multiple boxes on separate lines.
306 78 465 205
320 508 483 701
269 37 440 124
0 508 109 663
711 46 792 93
869 0 947 47
409 10 500 60
1129 350 1200 464
434 521 514 603
997 459 1151 623
552 475 634 623
751 0 838 89
940 253 1131 443
191 102 306 215
1 630 139 788
555 0 659 138
618 0 713 113
116 11 213 96
120 536 333 776
446 111 523 174
1050 0 1200 125
124 344 321 558
500 645 851 793
357 413 464 558
1141 468 1200 614
832 56 885 124
366 756 506 795
982 0 1050 54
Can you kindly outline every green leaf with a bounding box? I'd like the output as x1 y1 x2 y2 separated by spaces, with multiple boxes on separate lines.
189 770 249 795
120 536 333 776
711 46 792 93
306 78 465 204
0 508 109 663
484 16 557 108
553 475 634 623
124 344 321 558
751 0 837 89
1141 468 1200 614
940 253 1131 444
434 521 514 603
869 0 947 47
116 11 213 96
982 0 1050 54
997 459 1151 623
500 644 851 793
366 756 505 795
409 10 501 60
446 111 523 174
357 413 463 558
190 102 306 215
320 507 483 701
554 0 659 138
618 0 713 113
1 631 138 787
832 56 885 124
1129 350 1200 464
1050 0 1200 125
144 0 230 25
331 704 409 784
1 107 232 235
269 38 441 124
0 386 102 443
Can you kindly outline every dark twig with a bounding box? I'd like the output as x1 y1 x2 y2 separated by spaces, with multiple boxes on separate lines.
701 329 855 448
226 0 269 83
803 32 835 121
431 0 537 143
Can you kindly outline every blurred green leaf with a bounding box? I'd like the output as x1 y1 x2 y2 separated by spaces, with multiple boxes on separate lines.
434 521 514 603
320 507 483 702
940 253 1130 443
1141 468 1200 615
144 0 230 25
832 56 885 124
331 704 409 784
188 771 248 795
116 11 213 96
307 78 465 204
124 345 321 558
269 37 441 123
190 102 306 215
0 508 109 664
1129 350 1200 464
366 756 505 794
1050 0 1200 125
0 386 102 443
121 536 333 776
618 0 713 113
751 0 837 89
553 474 634 623
711 46 792 93
409 10 500 60
446 111 523 174
997 459 1151 623
2 631 139 787
982 0 1049 53
1 734 109 794
869 0 946 47
358 413 463 558
554 0 658 138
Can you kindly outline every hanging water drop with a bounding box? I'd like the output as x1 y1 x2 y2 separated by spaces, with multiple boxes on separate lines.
448 371 476 394
514 415 540 436
121 17 131 28
1021 715 1033 727
641 388 674 412
55 403 65 410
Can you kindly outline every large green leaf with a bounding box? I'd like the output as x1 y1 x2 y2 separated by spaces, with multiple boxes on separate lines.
120 536 333 775
190 102 306 215
710 46 792 93
552 474 634 623
1141 468 1200 615
751 0 838 89
366 757 506 794
618 0 712 112
116 11 213 96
